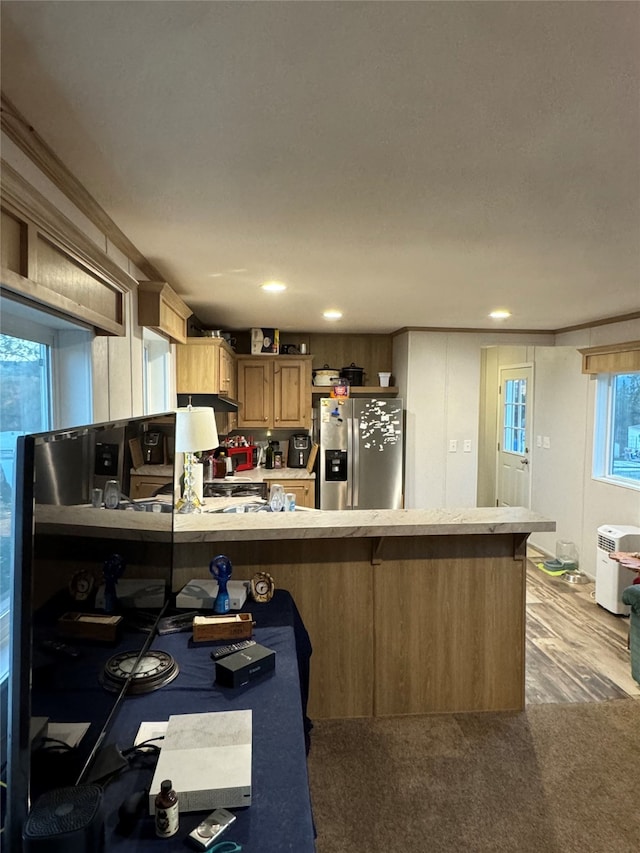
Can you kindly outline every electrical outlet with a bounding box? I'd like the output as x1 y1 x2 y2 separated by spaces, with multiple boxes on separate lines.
463 440 472 452
543 436 551 449
448 439 457 452
536 435 542 447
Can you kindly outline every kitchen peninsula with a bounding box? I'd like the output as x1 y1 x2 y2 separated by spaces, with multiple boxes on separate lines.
173 507 555 720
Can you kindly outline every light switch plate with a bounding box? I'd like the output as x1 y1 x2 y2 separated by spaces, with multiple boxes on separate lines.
543 436 551 449
448 439 457 452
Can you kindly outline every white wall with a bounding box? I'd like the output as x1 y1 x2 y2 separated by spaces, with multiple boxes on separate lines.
395 320 640 579
395 330 553 510
528 346 590 559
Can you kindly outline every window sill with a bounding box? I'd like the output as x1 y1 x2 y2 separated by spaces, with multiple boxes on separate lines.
592 475 640 492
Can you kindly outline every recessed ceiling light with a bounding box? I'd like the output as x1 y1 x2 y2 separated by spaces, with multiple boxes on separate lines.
489 309 511 320
323 310 343 321
260 281 287 292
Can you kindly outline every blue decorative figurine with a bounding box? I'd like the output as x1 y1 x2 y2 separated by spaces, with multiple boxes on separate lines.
102 553 126 613
209 554 233 614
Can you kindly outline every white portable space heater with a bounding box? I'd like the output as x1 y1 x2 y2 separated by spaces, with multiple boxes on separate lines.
596 525 640 615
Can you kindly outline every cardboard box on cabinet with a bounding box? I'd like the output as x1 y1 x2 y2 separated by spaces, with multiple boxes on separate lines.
251 328 279 354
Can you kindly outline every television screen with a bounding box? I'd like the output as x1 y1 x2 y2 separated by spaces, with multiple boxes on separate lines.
6 413 175 848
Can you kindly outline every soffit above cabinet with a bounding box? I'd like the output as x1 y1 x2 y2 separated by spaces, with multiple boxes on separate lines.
137 281 192 344
578 340 640 374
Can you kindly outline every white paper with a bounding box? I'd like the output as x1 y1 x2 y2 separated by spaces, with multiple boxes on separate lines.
47 721 90 748
135 720 169 750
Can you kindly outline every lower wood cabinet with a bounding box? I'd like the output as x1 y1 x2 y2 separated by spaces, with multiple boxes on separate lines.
270 479 315 508
130 474 173 499
172 532 527 720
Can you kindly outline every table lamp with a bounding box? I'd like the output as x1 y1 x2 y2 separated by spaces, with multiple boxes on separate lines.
175 405 218 513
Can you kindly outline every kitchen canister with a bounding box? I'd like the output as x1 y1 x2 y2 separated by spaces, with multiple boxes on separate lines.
378 372 391 387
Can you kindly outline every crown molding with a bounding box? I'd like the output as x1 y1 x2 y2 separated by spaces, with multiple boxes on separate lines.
392 311 640 338
1 92 163 283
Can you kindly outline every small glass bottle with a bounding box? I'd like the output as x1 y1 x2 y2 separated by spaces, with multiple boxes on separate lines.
155 779 179 838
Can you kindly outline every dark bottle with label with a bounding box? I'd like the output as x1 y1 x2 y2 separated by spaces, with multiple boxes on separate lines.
265 441 274 469
155 779 179 838
214 453 227 479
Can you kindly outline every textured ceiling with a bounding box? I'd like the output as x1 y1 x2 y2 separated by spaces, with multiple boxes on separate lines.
1 1 639 333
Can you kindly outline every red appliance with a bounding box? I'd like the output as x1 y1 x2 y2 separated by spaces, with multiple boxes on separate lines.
226 445 257 472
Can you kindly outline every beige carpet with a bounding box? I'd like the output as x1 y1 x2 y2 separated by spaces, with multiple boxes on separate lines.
307 700 640 853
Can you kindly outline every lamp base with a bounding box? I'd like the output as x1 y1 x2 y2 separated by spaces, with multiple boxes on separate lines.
176 495 202 513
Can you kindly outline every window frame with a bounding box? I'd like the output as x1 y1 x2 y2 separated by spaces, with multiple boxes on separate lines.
0 298 94 697
593 370 640 491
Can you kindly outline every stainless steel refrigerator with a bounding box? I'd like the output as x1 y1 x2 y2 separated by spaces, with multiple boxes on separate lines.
317 397 404 510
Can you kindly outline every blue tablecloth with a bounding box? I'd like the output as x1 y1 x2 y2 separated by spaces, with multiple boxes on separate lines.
101 623 316 852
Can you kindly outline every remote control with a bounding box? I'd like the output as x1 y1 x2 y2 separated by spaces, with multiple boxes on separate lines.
156 611 199 635
210 639 256 660
187 807 236 850
40 639 80 659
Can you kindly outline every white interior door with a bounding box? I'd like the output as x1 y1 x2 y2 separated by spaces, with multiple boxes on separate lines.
496 366 532 507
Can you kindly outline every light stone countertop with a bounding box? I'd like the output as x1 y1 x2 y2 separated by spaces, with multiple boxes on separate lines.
173 506 555 543
35 503 173 541
35 503 554 544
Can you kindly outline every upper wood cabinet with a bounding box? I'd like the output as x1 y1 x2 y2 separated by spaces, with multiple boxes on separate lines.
176 339 238 434
236 356 312 429
138 281 192 344
175 338 237 397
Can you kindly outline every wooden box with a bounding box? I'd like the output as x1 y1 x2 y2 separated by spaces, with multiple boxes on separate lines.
57 612 123 642
192 612 254 643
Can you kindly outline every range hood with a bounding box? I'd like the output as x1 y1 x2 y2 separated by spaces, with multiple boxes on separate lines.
176 393 238 413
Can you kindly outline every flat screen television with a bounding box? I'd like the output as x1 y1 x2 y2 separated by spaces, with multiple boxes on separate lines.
6 413 175 849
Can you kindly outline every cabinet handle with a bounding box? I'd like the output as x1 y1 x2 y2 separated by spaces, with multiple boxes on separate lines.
275 417 280 422
264 417 268 421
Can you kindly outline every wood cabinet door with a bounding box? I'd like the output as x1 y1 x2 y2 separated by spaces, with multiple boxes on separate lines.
217 347 237 433
218 347 236 398
273 358 311 428
210 538 375 719
237 359 272 427
372 534 526 716
176 340 221 394
130 475 173 499
276 479 316 508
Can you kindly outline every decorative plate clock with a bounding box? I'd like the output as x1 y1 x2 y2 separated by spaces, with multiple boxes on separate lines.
249 572 275 603
100 649 179 694
68 569 95 602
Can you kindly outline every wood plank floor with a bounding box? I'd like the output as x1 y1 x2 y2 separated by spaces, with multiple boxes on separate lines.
525 552 640 704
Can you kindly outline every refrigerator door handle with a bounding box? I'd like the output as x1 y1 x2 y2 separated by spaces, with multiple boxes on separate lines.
347 416 353 509
352 417 359 508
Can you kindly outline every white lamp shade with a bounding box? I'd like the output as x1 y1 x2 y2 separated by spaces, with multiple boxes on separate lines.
175 406 219 453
